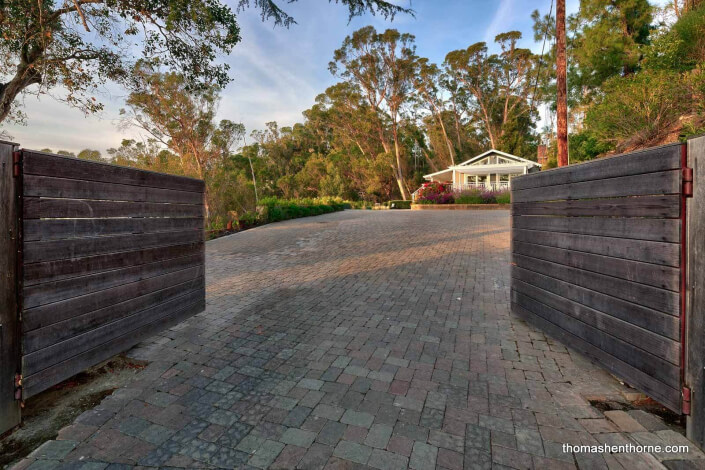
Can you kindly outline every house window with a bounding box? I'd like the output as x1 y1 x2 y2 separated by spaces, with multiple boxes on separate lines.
500 174 510 182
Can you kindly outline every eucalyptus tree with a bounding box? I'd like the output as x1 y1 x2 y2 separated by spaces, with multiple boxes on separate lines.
330 26 417 200
445 31 538 152
413 58 456 166
0 0 411 124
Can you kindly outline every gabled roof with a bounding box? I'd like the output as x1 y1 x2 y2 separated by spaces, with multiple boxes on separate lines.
422 168 454 179
456 149 540 168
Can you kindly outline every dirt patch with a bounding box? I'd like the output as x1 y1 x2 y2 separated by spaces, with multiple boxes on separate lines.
0 355 147 469
588 397 686 432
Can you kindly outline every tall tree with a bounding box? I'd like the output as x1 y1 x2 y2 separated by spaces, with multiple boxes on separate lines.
330 26 417 200
445 32 538 152
121 67 242 214
572 0 653 91
413 58 455 166
0 0 410 125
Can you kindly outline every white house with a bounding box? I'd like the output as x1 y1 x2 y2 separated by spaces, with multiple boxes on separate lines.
418 149 541 195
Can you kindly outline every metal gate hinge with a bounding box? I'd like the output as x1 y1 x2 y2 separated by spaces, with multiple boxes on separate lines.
683 386 691 415
14 374 22 400
12 150 21 178
683 167 694 197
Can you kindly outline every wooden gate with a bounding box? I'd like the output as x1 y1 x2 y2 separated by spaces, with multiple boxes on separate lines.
511 143 686 412
0 144 206 434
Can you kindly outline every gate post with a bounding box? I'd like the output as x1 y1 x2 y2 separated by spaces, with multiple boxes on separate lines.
687 135 705 448
0 141 21 435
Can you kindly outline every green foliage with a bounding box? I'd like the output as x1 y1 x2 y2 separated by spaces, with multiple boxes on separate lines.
454 192 484 204
585 70 691 150
568 132 614 162
389 200 411 209
572 0 653 91
454 189 510 204
257 197 345 223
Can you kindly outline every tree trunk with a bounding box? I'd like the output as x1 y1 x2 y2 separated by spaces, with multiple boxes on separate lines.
392 129 411 200
556 0 569 167
422 149 439 173
0 65 42 124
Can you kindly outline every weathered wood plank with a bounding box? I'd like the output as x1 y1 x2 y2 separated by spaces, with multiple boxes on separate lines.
23 265 204 332
511 265 680 339
22 151 204 192
511 144 682 191
24 217 203 241
22 298 205 399
24 197 204 219
23 278 204 353
24 229 203 263
24 252 203 308
511 195 680 218
0 142 21 434
23 175 203 205
512 215 680 243
512 170 681 203
23 288 204 376
513 229 680 267
513 290 680 386
513 253 679 314
513 241 680 291
512 279 680 365
687 136 705 445
24 242 202 286
511 301 681 412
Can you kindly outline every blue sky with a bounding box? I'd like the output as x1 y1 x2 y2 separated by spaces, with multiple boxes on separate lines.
3 0 584 154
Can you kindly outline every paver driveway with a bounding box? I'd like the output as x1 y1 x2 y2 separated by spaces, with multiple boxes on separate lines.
16 210 704 469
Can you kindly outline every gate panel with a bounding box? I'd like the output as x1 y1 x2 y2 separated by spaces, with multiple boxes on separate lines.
0 141 21 435
19 150 206 399
511 143 685 412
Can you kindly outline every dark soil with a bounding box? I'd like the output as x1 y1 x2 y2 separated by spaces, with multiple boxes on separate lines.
0 356 147 469
588 396 686 432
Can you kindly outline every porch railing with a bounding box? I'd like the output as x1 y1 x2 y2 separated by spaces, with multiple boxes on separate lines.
411 181 510 201
455 182 510 192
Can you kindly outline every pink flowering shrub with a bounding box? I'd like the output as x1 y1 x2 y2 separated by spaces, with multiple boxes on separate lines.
416 182 455 204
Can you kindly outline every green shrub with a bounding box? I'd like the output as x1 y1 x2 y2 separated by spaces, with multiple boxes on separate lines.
389 200 411 209
257 196 345 224
455 193 484 204
496 192 511 204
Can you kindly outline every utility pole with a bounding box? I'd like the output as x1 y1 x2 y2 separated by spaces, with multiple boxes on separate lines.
556 0 569 167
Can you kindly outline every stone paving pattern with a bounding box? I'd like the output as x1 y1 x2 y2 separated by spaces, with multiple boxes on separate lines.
13 211 705 469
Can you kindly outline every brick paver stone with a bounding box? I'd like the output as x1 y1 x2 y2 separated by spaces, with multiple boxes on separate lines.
12 211 701 469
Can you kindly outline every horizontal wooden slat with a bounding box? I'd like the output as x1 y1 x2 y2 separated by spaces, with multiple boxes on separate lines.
24 230 203 263
511 144 683 191
511 302 681 411
24 278 204 353
23 288 204 376
23 151 204 192
22 298 205 399
24 242 202 286
513 229 679 267
512 216 680 243
512 170 681 203
512 280 680 364
513 291 680 386
24 252 203 308
24 217 203 241
511 265 679 339
24 197 204 219
23 265 204 331
513 253 679 314
513 241 680 291
511 195 681 218
24 175 203 205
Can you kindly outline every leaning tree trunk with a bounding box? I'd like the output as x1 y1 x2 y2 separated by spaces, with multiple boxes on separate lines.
0 64 42 124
